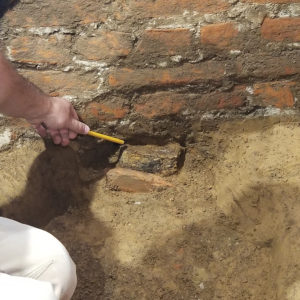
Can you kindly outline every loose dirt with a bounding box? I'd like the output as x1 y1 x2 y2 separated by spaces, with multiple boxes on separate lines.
2 116 300 299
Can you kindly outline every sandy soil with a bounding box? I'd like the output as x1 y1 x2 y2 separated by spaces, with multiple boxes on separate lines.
2 116 300 299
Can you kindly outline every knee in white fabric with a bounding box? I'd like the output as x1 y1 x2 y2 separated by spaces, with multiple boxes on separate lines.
34 230 77 300
0 273 57 300
0 218 77 300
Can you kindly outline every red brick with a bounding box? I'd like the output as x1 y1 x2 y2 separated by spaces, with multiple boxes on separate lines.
75 32 132 61
131 0 230 17
20 70 98 96
201 23 239 48
237 55 300 78
242 0 299 3
261 18 300 42
136 29 192 56
82 100 129 123
134 92 187 119
197 86 246 111
108 62 226 89
3 0 107 27
106 168 172 193
252 82 295 108
8 35 71 65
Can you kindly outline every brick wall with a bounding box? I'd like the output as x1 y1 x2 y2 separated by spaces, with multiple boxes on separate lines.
0 0 299 146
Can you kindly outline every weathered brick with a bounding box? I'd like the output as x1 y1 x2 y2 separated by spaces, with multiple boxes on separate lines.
119 144 183 176
136 29 192 56
75 32 132 61
252 82 295 108
82 99 129 123
201 23 239 49
197 86 246 111
108 62 226 89
20 70 98 97
131 0 230 17
3 0 107 27
8 35 71 65
237 55 300 79
106 167 172 193
134 92 187 119
261 18 300 42
242 0 299 3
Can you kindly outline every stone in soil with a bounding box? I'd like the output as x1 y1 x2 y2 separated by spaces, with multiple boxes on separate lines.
118 143 183 176
106 167 172 193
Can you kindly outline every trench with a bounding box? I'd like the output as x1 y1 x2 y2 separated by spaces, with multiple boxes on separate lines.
1 116 300 299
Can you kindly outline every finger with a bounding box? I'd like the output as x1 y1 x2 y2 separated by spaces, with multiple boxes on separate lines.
69 130 77 140
59 128 70 146
49 129 62 145
35 124 47 138
69 118 90 135
71 106 79 120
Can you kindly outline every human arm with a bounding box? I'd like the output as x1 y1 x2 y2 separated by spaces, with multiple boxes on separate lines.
0 52 89 146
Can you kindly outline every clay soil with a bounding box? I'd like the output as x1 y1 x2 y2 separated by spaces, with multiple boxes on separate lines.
2 116 300 299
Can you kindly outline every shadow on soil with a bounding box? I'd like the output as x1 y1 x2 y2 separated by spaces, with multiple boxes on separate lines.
0 137 123 298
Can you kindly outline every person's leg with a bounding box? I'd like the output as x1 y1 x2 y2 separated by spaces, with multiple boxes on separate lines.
0 272 57 300
0 217 77 300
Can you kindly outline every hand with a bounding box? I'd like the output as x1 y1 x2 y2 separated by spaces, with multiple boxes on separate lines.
29 97 90 146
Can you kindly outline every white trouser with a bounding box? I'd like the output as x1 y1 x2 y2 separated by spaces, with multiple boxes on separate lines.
0 217 77 300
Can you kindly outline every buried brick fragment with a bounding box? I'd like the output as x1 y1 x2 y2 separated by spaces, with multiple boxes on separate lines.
119 144 184 176
106 168 172 193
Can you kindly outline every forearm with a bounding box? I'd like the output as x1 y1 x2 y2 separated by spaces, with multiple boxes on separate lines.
0 52 89 146
0 52 50 121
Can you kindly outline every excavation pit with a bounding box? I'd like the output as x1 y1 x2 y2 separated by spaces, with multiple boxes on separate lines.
1 117 300 299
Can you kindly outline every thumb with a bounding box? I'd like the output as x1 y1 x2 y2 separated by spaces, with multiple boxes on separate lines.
69 118 90 135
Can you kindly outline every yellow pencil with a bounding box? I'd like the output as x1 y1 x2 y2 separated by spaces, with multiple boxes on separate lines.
87 131 125 145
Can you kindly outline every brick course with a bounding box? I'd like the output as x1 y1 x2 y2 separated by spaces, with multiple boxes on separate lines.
197 86 246 111
9 35 72 65
82 100 129 123
20 70 98 97
75 32 132 61
201 23 239 49
252 82 295 108
237 55 300 79
134 92 188 119
3 0 106 27
108 62 226 89
261 18 300 42
130 0 230 17
1 0 300 143
136 29 192 56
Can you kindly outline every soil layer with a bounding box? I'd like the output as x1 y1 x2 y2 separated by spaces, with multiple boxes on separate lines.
2 117 300 299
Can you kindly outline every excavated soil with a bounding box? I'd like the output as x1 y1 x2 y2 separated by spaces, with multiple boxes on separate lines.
2 116 300 299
